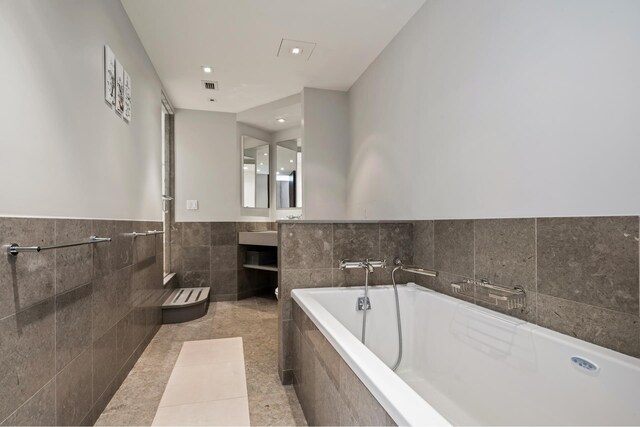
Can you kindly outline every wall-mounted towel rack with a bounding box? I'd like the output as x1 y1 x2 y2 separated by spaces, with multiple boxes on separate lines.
127 230 164 238
451 278 526 310
6 236 111 257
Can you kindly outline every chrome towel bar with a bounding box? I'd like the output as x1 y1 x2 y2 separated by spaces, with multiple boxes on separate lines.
127 230 164 237
6 236 111 257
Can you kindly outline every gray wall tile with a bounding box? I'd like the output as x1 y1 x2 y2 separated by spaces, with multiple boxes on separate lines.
210 269 237 295
182 246 211 271
333 224 379 268
475 218 536 291
0 379 55 427
380 223 413 266
92 272 119 339
56 349 92 426
116 310 135 370
210 245 237 270
280 223 333 269
0 218 55 318
182 222 211 247
434 220 474 276
210 222 236 246
413 220 434 268
113 221 133 270
0 217 166 426
92 325 118 404
92 220 115 278
182 270 210 288
280 269 332 321
537 216 639 314
537 293 640 357
56 283 92 372
0 299 55 422
55 219 93 293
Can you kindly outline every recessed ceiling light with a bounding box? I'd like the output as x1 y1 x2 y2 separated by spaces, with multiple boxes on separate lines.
260 162 264 166
291 47 302 55
280 167 284 171
276 171 279 175
257 169 260 172
263 153 268 156
289 160 294 163
202 66 212 73
243 166 248 170
276 118 286 123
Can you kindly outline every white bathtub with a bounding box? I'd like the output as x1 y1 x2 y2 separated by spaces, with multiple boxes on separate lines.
291 284 640 426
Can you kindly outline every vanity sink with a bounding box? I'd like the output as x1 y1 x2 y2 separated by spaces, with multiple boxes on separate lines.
238 231 277 247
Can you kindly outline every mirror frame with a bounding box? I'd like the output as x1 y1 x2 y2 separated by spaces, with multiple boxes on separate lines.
241 135 270 209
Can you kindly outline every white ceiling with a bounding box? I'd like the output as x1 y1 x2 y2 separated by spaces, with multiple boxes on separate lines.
237 94 301 132
121 0 425 113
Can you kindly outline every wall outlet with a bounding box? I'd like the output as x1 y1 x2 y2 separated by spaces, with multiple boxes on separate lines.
186 200 199 210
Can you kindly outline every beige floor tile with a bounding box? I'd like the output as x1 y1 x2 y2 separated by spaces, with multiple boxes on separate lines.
158 361 247 408
152 397 250 426
176 337 244 367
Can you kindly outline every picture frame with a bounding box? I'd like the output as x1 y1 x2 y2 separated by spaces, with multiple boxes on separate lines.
123 70 132 122
104 45 116 105
115 59 125 114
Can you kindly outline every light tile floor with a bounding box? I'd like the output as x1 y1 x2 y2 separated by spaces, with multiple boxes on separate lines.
96 296 307 426
153 338 250 426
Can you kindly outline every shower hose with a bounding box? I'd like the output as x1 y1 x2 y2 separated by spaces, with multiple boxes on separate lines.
361 266 403 372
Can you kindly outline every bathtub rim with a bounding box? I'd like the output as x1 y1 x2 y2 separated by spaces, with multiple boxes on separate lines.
291 284 452 426
291 283 640 426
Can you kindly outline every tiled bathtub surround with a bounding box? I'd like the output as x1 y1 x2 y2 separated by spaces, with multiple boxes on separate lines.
171 221 277 301
291 300 396 426
278 216 640 386
0 217 170 426
277 222 414 383
415 216 640 358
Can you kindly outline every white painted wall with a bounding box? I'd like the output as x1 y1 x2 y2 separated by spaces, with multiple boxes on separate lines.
273 126 301 143
348 0 640 219
175 111 275 221
0 0 164 220
302 88 349 219
175 109 237 221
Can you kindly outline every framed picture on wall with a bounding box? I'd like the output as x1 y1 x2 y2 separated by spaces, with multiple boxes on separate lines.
123 70 132 122
104 45 116 105
115 60 125 114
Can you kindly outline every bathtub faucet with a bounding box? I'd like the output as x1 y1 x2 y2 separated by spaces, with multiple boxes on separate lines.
339 259 386 272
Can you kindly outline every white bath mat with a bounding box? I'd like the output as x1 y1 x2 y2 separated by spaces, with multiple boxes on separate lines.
152 337 250 426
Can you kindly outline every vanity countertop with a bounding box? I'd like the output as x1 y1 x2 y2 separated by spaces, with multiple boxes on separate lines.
238 231 277 246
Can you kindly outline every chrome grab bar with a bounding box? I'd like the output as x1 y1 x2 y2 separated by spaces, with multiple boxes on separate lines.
7 236 111 257
127 230 164 238
401 265 438 277
393 258 438 277
127 232 148 237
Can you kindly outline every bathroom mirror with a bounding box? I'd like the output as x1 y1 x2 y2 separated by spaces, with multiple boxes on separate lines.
242 136 270 208
276 138 302 209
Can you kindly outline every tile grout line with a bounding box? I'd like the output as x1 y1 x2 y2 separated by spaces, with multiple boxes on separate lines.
53 218 57 425
534 218 539 325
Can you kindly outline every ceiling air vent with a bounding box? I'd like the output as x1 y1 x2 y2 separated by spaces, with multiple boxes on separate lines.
202 80 218 90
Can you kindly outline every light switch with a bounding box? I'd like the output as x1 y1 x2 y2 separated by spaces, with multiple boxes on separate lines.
186 200 199 210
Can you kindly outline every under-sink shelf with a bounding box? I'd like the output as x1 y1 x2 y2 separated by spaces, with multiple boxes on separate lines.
243 263 278 272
